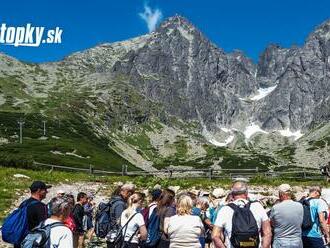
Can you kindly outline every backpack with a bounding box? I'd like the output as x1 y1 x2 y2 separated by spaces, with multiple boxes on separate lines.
95 199 121 238
112 213 138 248
299 198 314 230
141 203 157 226
1 199 39 245
140 208 162 248
20 221 66 248
228 202 260 248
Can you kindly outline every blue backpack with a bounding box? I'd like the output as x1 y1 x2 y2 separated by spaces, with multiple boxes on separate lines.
1 199 38 245
141 208 162 247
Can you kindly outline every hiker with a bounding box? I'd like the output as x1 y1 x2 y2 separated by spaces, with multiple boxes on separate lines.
157 189 176 248
83 193 95 242
166 194 204 248
301 186 329 248
47 189 65 217
2 181 51 247
41 195 74 247
20 195 74 248
25 181 51 231
120 192 147 247
192 197 212 248
106 183 136 248
64 194 76 232
148 189 162 218
73 192 88 248
270 184 303 248
212 181 272 248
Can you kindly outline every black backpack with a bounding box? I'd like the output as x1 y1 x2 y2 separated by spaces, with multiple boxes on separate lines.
228 202 260 248
299 198 314 230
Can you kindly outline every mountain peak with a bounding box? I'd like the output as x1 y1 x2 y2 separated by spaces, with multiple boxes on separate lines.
158 15 196 32
309 19 330 41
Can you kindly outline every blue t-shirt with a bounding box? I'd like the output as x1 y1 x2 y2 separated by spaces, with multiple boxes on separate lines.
302 198 328 238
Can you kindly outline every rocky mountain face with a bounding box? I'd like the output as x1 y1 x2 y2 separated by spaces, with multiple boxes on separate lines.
63 15 330 133
0 15 329 170
256 20 330 131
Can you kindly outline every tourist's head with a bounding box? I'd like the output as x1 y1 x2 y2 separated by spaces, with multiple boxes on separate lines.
187 191 197 206
151 189 162 202
278 184 292 200
158 188 175 209
56 189 65 197
77 192 88 205
231 181 248 200
50 195 74 221
87 193 94 203
196 197 209 211
128 192 145 209
177 195 193 215
120 183 135 201
30 181 52 200
309 186 322 198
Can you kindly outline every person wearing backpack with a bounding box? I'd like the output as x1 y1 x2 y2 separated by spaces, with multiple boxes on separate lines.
301 186 330 248
21 195 74 248
119 192 147 248
106 183 136 248
73 192 88 248
145 189 162 221
192 197 211 248
166 194 204 248
2 181 51 247
212 181 272 248
269 184 303 248
25 181 51 231
157 189 176 248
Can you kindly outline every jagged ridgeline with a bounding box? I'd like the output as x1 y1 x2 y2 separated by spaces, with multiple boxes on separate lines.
0 15 329 171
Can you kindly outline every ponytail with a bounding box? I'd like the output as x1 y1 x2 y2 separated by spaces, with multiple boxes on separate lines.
125 192 144 218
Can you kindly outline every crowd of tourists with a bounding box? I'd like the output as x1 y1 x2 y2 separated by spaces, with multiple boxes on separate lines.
1 180 330 248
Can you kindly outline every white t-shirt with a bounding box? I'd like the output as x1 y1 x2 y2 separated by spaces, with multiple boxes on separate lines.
148 202 157 218
120 210 145 243
168 214 204 248
44 218 73 248
214 199 269 248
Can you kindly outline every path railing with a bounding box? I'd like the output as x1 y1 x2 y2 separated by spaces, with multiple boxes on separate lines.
32 162 324 180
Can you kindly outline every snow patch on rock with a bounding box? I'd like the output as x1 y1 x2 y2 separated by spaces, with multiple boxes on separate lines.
244 123 268 139
277 128 304 141
250 86 277 101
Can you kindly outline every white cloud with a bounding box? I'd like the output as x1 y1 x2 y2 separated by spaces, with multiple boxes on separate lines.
139 4 163 32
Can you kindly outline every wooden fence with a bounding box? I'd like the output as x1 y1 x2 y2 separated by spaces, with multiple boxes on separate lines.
32 162 325 180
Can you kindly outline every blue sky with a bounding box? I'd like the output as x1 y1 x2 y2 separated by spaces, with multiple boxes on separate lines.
0 0 329 63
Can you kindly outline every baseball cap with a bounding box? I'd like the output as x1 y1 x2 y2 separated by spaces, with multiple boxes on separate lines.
30 181 52 192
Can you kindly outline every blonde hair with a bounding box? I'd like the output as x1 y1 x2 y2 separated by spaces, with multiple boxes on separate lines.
125 192 144 218
177 195 193 215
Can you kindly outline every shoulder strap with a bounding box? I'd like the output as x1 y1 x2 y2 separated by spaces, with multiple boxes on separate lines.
228 201 251 211
48 222 66 228
228 203 239 211
122 212 139 230
127 225 140 243
20 199 40 209
113 213 138 244
35 221 68 231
